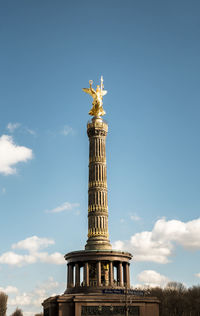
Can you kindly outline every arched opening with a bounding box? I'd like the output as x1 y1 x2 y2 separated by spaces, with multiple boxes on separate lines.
89 262 97 286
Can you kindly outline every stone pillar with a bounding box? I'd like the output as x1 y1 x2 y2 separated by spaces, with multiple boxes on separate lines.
67 264 70 288
85 117 111 250
119 262 123 287
123 263 126 286
124 263 128 287
84 262 89 286
109 261 113 286
97 261 101 286
75 263 80 287
127 263 130 288
68 264 73 287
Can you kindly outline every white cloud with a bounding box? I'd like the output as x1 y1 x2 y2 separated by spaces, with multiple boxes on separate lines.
0 286 19 294
0 252 36 266
25 128 36 136
12 236 55 252
9 293 32 306
6 122 36 136
113 218 200 264
46 201 79 213
7 122 21 133
7 277 64 315
35 252 65 265
137 270 169 288
153 218 200 250
0 236 65 267
130 213 141 221
195 273 200 278
0 135 33 175
61 125 74 136
113 231 172 264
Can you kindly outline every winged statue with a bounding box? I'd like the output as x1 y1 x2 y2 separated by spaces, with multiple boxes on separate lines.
82 76 107 116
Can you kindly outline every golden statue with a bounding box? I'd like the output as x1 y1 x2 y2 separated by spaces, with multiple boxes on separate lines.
82 76 107 116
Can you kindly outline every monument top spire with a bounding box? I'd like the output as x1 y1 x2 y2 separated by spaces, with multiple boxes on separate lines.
82 76 107 117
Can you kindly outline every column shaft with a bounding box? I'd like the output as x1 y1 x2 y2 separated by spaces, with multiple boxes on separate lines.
125 263 128 287
119 262 123 287
75 263 80 287
109 261 113 286
84 262 89 286
97 261 101 286
68 264 73 287
127 263 130 288
67 264 70 288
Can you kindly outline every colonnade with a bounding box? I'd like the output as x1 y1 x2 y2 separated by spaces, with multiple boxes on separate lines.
67 261 130 289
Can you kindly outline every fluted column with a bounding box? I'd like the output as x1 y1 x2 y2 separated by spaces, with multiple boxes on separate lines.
85 117 111 250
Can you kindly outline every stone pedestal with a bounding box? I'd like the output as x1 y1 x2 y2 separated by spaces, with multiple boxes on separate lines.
43 293 159 316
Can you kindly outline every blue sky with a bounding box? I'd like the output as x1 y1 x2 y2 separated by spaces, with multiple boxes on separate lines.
0 0 200 314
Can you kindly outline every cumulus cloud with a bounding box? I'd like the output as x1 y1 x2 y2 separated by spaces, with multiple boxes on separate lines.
12 236 55 252
9 293 32 306
7 277 63 315
137 270 169 288
7 122 21 133
0 236 65 267
0 252 36 266
46 201 79 213
153 218 200 250
195 273 200 278
0 286 19 294
113 218 200 264
34 252 64 265
0 135 33 175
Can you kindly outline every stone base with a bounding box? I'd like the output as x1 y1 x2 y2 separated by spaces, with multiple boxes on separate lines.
42 293 159 316
85 237 112 250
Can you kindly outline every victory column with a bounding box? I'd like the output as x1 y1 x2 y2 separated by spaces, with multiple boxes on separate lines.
42 77 159 316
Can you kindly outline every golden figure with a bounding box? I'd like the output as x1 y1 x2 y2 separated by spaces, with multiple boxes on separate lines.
82 76 107 116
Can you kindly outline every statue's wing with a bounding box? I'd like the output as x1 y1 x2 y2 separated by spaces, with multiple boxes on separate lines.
82 88 96 97
101 90 107 96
